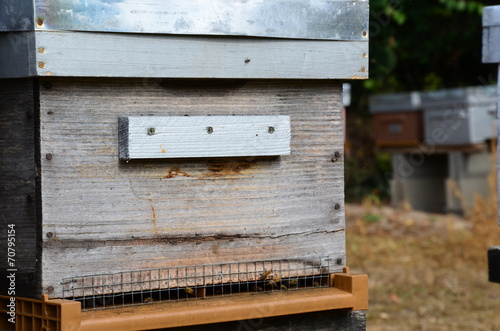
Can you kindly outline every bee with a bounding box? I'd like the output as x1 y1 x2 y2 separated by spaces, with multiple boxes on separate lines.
280 285 288 291
184 287 194 295
313 281 320 287
268 275 281 288
289 279 298 286
268 279 278 288
143 297 153 303
259 269 272 280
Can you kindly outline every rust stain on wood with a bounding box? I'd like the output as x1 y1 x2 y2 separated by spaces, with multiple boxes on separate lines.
161 167 193 179
149 198 159 235
160 162 254 180
202 161 252 178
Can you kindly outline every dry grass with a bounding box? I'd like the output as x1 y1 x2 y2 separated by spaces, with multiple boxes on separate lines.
346 149 500 330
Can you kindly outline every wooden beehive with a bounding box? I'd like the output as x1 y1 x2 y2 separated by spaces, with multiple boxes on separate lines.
483 5 500 284
0 0 368 303
369 92 424 147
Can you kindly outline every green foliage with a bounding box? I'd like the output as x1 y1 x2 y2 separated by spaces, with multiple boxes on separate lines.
438 0 484 14
363 213 383 223
345 0 497 202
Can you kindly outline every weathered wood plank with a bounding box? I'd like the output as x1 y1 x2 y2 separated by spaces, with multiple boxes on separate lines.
119 116 291 160
0 79 40 298
0 31 368 79
38 79 345 298
1 31 367 79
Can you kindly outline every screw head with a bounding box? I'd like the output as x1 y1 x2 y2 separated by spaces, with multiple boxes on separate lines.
207 126 214 134
46 232 53 238
334 204 341 210
147 127 156 136
268 126 275 134
45 153 53 160
47 286 54 293
336 258 343 265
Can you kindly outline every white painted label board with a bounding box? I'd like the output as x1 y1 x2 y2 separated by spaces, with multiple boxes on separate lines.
118 116 291 159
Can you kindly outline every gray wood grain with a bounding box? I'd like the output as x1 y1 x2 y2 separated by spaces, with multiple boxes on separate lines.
38 79 346 297
1 31 368 79
119 116 291 160
0 79 40 298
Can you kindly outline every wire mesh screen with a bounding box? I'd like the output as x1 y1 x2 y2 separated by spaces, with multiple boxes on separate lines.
61 257 332 310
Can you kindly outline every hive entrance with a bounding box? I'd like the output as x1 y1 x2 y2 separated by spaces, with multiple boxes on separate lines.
61 257 332 310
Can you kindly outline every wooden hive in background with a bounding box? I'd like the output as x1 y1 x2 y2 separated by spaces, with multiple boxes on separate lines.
0 0 369 308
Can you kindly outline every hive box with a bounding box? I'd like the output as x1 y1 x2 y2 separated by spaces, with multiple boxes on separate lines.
0 0 368 301
369 92 423 146
422 86 497 146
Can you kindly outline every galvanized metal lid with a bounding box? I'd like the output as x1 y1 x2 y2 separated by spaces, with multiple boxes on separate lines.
370 86 497 113
369 92 422 113
2 0 369 41
420 86 497 110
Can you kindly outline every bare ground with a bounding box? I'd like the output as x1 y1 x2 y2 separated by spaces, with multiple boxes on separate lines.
345 198 500 331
